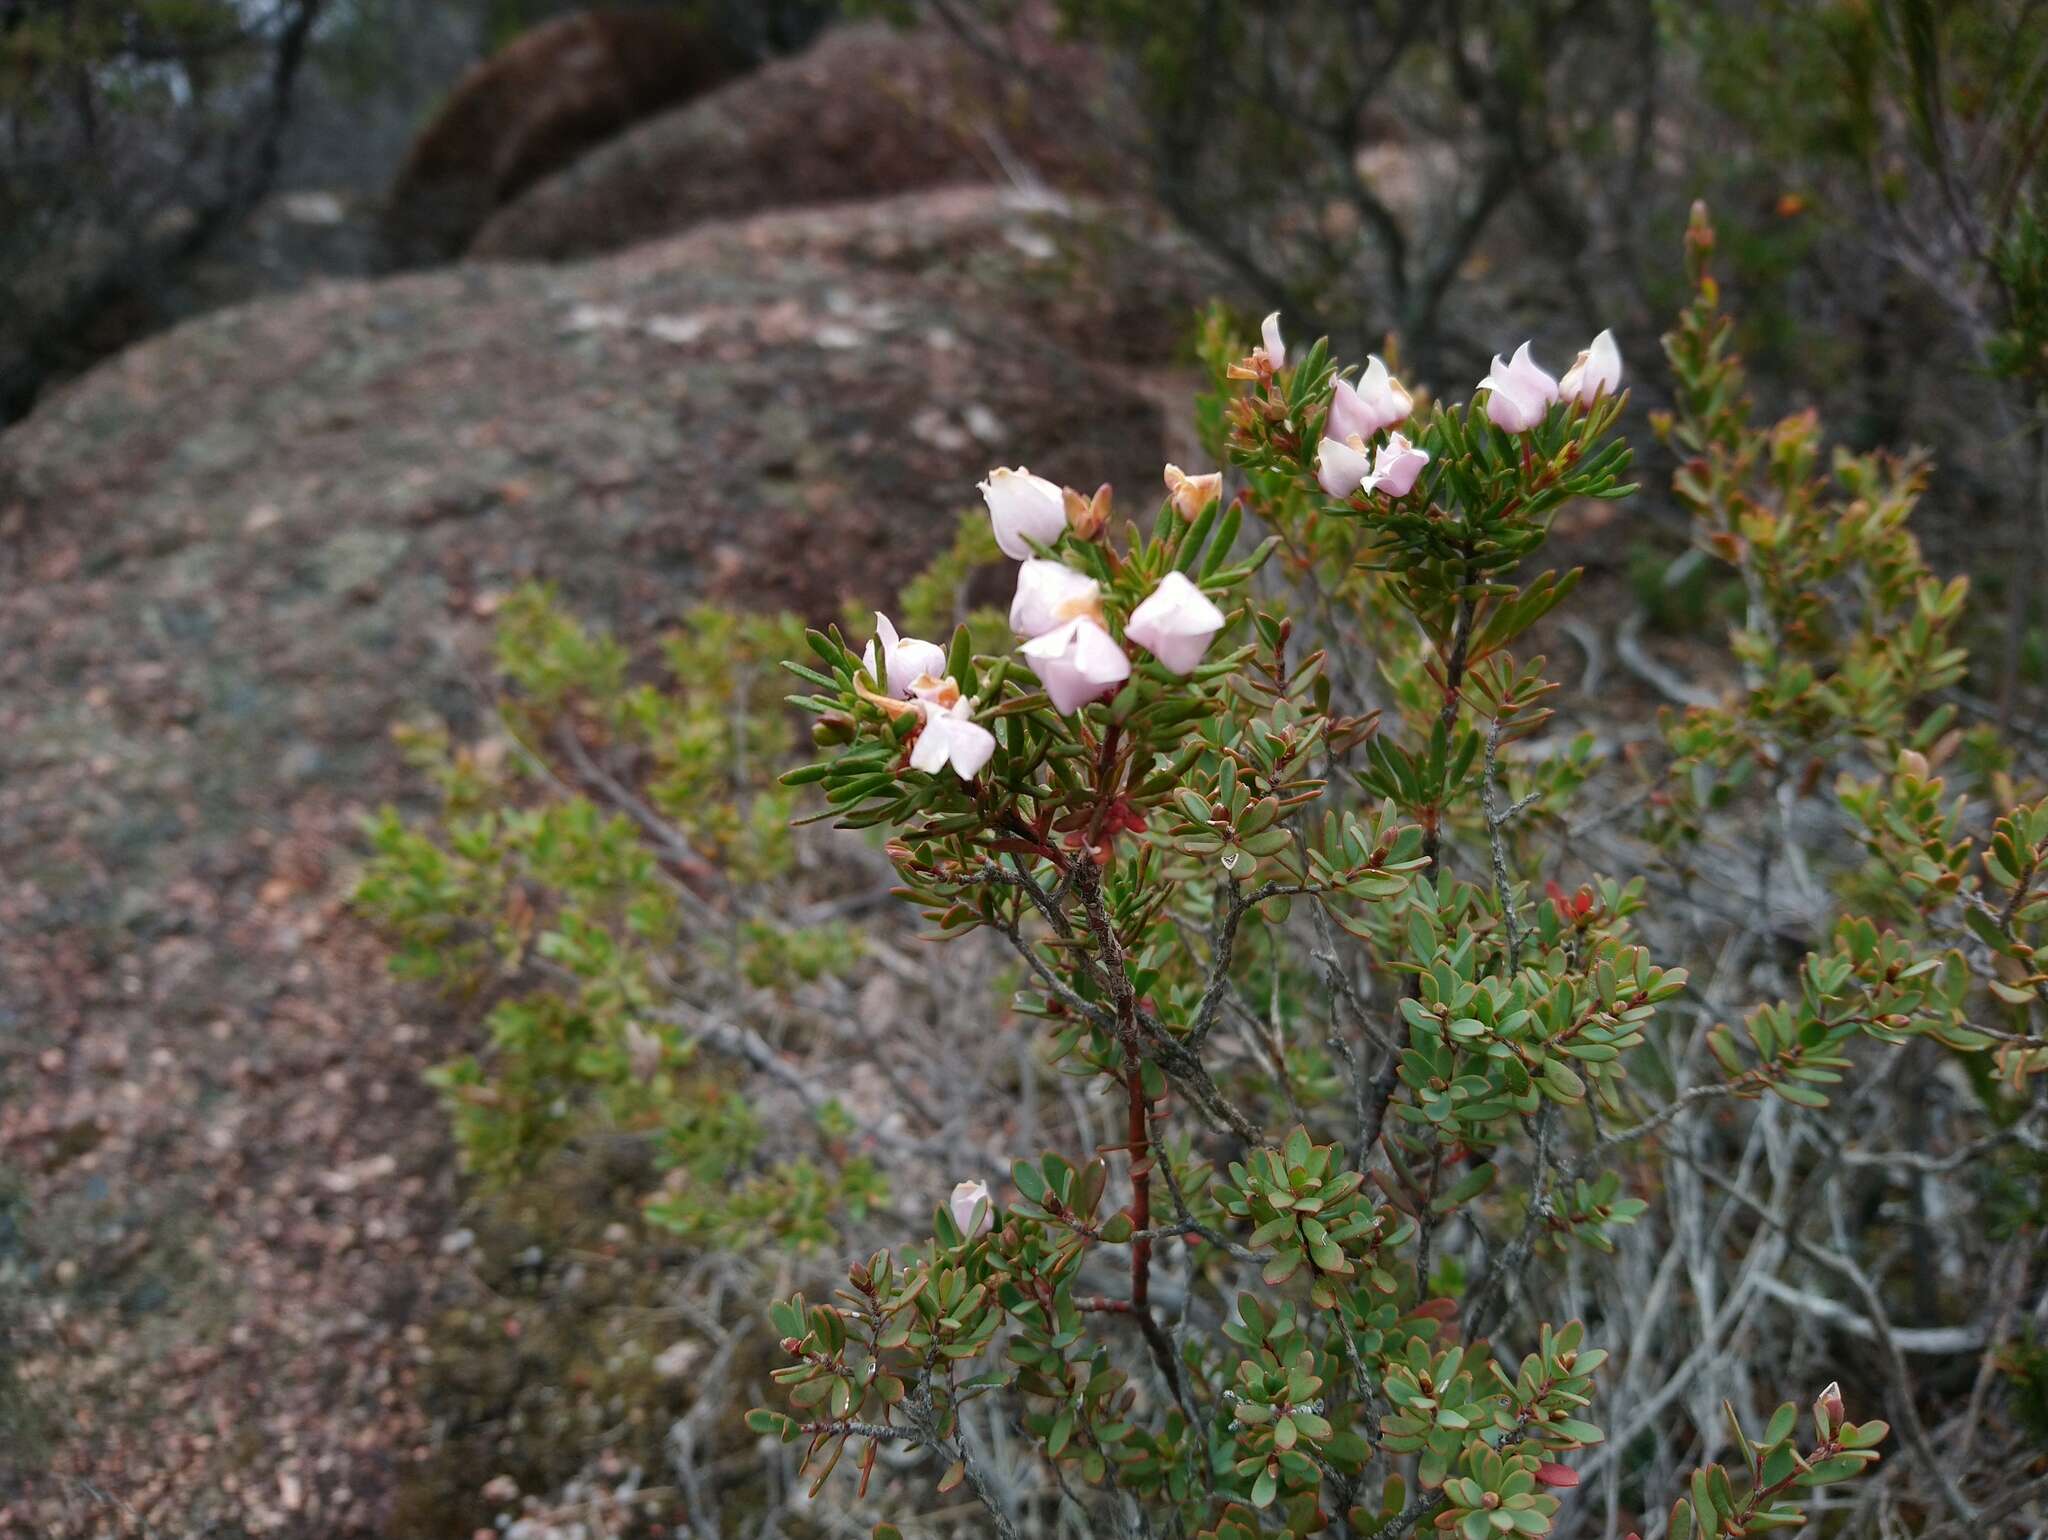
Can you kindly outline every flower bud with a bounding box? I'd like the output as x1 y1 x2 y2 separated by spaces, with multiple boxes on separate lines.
1558 329 1623 406
949 1179 993 1236
1259 311 1287 371
1064 482 1113 540
1687 199 1716 258
863 612 947 699
1817 1380 1845 1430
979 466 1068 559
1163 464 1222 519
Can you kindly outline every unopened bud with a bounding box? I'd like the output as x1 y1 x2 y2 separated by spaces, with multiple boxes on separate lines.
1685 200 1717 283
1687 200 1715 252
1064 482 1113 540
1163 464 1222 519
812 712 855 747
1817 1380 1845 1426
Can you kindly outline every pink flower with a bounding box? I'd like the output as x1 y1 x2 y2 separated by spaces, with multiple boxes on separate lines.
1369 432 1431 498
1126 571 1227 674
1316 435 1374 498
949 1179 993 1236
862 612 947 699
1259 311 1287 371
1558 329 1623 406
910 695 996 781
1478 342 1559 433
1009 559 1102 639
1328 355 1413 441
979 466 1068 559
1021 616 1131 713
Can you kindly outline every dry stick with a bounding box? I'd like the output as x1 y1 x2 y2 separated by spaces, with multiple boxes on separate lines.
1478 709 1540 976
1465 1103 1558 1340
1063 856 1210 1446
552 718 723 893
1188 875 1313 1049
1928 1471 2048 1540
909 1394 1021 1540
989 823 1265 1143
1125 1047 1154 1315
1958 1233 2039 1470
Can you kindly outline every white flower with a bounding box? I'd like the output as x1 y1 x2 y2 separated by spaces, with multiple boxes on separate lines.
862 612 947 699
1259 311 1287 370
1558 329 1623 406
1021 616 1131 713
1126 571 1227 675
1369 432 1431 498
1009 559 1102 639
979 466 1068 559
911 695 996 781
1478 342 1560 433
1316 435 1375 497
949 1179 993 1236
1328 355 1413 441
1163 463 1222 519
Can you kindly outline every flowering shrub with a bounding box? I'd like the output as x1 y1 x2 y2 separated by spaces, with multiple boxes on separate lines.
752 209 2048 1536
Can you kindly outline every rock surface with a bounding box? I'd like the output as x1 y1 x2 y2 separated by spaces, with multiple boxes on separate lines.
381 9 753 267
472 22 1115 264
0 185 1220 1535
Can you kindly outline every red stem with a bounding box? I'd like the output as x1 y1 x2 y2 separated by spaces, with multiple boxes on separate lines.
1126 1048 1151 1310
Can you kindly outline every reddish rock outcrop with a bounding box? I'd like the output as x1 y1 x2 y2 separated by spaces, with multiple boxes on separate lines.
471 22 1116 264
382 9 749 266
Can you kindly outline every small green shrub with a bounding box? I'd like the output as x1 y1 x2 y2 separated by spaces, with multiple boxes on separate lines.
356 591 884 1248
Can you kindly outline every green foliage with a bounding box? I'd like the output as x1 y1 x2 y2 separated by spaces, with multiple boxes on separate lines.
894 506 1010 654
356 587 881 1246
359 212 2048 1534
1661 1393 1888 1539
740 218 2048 1535
1991 203 2048 391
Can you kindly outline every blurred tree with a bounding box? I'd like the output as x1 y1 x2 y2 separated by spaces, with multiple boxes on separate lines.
910 0 1660 382
909 0 2048 715
0 0 834 420
0 0 326 419
1689 0 2048 714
